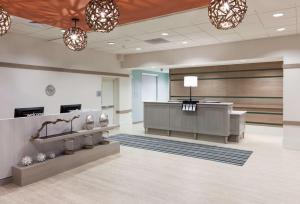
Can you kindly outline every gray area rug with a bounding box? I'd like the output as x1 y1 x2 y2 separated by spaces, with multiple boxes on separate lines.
109 134 253 166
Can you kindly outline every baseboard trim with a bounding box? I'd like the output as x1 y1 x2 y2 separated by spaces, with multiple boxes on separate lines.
283 64 300 69
283 121 300 126
116 109 132 114
0 177 12 186
133 121 143 124
246 122 283 126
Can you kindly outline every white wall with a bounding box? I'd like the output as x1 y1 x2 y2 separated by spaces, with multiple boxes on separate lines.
0 32 127 74
123 34 300 68
283 68 300 150
0 67 102 119
123 34 300 150
0 33 132 127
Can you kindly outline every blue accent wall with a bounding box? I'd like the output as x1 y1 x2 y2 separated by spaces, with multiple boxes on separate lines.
132 70 169 123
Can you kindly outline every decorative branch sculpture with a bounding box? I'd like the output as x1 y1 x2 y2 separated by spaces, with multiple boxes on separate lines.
31 115 80 141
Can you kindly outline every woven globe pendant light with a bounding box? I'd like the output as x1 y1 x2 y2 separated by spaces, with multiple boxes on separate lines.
0 7 11 36
85 0 119 33
208 0 247 30
63 18 87 51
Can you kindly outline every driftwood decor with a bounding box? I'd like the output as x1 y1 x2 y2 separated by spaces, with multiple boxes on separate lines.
31 115 80 141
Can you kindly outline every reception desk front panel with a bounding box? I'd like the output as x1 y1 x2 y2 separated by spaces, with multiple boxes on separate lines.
144 102 234 138
144 103 170 130
170 103 198 133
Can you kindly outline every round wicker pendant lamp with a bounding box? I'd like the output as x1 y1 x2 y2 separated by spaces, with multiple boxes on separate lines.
85 0 119 33
63 18 88 51
0 7 11 36
208 0 247 30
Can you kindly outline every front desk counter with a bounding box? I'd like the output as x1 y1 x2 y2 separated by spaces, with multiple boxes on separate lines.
144 102 246 143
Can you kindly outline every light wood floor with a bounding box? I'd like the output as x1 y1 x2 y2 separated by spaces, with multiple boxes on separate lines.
1 124 300 204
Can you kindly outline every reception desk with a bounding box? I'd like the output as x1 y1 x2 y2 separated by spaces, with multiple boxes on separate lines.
144 102 246 143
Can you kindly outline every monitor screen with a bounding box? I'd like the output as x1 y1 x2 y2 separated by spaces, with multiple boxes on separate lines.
14 107 44 118
60 104 81 113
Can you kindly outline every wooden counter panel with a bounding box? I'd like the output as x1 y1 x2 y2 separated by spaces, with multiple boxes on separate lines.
144 103 170 130
170 61 283 75
170 70 283 80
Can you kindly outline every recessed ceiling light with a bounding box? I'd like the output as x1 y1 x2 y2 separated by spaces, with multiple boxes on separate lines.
273 13 284 18
277 28 286 32
136 48 142 51
182 41 188 44
107 42 115 45
161 32 169 36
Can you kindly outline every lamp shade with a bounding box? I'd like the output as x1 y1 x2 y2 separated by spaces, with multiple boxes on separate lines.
184 76 198 87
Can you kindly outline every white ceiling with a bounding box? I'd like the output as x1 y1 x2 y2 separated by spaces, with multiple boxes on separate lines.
9 0 300 54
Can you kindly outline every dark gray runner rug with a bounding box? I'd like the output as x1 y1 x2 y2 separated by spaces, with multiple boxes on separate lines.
109 134 252 166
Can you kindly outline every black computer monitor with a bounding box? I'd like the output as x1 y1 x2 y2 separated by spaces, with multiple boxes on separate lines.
60 104 81 113
14 107 44 118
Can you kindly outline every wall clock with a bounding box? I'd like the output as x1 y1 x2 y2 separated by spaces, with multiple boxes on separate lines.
45 85 56 96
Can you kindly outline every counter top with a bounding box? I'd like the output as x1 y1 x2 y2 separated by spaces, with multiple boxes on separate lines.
144 101 234 106
231 111 247 115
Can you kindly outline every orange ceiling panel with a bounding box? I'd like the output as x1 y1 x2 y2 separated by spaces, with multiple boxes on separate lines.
0 0 210 30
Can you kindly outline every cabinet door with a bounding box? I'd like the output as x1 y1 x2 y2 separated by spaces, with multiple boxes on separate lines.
197 106 230 136
144 103 169 130
169 104 197 133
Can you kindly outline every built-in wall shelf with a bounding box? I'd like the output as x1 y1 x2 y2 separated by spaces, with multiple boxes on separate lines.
33 125 119 144
13 141 120 186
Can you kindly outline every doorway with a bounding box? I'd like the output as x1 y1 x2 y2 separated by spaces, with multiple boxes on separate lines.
142 73 158 102
101 78 117 125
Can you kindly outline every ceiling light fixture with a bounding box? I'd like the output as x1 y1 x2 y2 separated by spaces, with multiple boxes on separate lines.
208 0 248 30
63 18 88 51
136 48 141 51
161 32 169 36
85 0 120 33
107 42 115 45
0 7 11 36
273 13 284 18
182 41 188 44
277 28 286 32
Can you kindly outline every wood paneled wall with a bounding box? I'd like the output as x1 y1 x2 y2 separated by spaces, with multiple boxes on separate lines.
169 61 283 126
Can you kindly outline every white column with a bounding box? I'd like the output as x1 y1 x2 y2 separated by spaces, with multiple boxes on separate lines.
283 68 300 150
